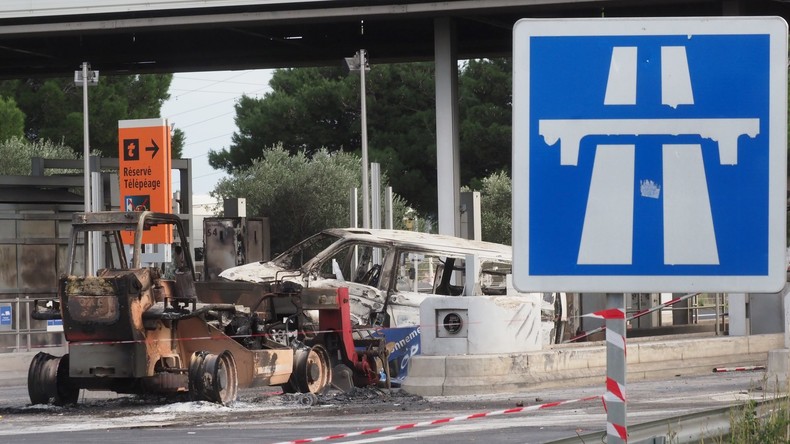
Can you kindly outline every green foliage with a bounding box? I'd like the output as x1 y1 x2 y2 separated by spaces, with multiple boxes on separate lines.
729 398 790 443
212 67 357 173
0 96 25 141
209 59 513 216
459 59 512 184
463 170 512 245
364 63 438 214
0 74 182 159
212 146 413 254
0 136 79 176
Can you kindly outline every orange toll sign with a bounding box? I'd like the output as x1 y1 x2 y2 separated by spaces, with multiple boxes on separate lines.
118 118 172 244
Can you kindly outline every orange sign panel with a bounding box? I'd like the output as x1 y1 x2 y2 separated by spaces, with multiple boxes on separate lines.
118 118 172 244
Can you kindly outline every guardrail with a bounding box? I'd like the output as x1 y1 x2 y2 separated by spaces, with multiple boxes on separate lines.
547 398 780 444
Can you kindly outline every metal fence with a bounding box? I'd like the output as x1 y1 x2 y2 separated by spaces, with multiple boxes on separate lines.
0 296 63 353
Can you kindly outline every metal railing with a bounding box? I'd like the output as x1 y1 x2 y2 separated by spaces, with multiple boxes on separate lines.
0 295 63 353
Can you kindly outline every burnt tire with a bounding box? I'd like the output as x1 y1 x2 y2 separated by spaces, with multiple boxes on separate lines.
28 352 79 406
188 350 238 405
290 345 331 394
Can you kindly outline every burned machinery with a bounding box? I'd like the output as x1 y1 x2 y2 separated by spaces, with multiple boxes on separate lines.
29 211 387 405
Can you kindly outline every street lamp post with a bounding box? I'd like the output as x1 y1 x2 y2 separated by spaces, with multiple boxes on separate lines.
346 49 371 228
74 62 98 274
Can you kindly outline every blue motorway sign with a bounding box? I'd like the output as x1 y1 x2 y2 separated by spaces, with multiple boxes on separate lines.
512 17 788 293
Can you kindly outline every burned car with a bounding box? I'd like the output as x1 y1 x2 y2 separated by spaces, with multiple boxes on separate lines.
219 229 565 383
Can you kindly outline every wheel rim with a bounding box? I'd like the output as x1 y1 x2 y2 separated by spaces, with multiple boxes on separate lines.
293 345 331 394
212 351 238 405
28 352 58 405
28 353 78 405
189 350 238 405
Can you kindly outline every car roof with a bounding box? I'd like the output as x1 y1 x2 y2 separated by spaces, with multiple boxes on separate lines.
321 228 512 259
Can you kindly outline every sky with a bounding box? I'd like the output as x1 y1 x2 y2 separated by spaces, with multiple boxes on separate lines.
160 69 274 197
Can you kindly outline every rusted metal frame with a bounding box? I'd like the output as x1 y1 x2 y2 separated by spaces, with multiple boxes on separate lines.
175 316 294 387
111 230 128 270
318 287 382 385
126 211 195 280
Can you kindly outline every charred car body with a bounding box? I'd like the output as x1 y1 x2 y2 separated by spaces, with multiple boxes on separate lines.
219 228 565 383
29 212 386 406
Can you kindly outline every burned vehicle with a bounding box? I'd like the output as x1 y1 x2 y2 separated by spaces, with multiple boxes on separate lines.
29 212 386 406
219 229 565 382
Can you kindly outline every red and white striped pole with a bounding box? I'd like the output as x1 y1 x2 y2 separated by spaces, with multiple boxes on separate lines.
586 296 628 443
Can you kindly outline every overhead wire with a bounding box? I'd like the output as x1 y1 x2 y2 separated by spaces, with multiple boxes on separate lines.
164 70 273 190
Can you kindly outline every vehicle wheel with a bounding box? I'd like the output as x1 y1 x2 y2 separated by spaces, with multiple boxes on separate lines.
291 345 331 394
279 380 298 394
28 352 79 405
188 350 238 405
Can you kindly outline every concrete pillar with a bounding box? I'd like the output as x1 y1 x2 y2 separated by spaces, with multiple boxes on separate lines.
728 293 748 336
434 17 461 237
749 290 785 335
460 191 481 241
631 293 660 328
464 253 480 296
672 294 690 325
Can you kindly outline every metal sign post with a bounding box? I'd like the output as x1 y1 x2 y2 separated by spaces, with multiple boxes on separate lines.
345 49 371 229
607 295 627 443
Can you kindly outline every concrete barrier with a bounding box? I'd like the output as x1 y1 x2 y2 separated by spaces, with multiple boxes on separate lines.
4 336 783 397
402 334 783 396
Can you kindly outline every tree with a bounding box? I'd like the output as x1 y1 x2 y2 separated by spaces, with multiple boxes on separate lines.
210 67 359 173
0 96 25 141
459 59 512 189
0 74 183 158
0 136 79 176
365 62 438 216
212 146 412 254
210 60 513 216
474 171 512 245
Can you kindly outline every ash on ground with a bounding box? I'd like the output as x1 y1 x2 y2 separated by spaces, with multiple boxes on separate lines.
277 386 427 407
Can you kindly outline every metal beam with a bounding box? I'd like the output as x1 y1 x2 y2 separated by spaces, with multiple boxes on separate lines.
0 0 633 36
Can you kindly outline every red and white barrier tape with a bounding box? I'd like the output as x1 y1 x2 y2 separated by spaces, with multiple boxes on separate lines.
712 365 765 373
1 324 408 349
567 292 700 343
270 395 601 444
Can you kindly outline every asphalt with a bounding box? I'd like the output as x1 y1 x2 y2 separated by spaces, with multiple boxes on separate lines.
0 365 777 444
3 338 787 443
